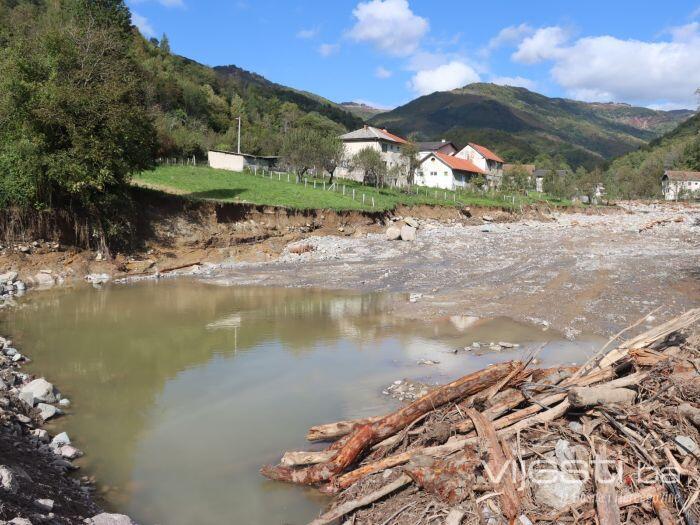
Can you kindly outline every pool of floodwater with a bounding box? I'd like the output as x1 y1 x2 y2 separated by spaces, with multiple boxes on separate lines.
1 280 605 525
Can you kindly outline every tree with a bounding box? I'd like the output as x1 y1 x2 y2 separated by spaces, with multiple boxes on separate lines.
159 33 170 54
281 128 317 180
0 0 156 252
317 134 344 184
351 147 386 187
400 142 420 187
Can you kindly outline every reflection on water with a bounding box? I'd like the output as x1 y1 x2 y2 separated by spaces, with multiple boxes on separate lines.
1 281 603 525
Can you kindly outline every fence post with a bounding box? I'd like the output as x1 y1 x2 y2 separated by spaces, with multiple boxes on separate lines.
323 181 326 191
305 178 308 187
444 191 447 200
313 180 316 189
371 196 375 208
343 185 346 195
434 190 437 199
287 173 290 182
362 193 365 205
352 188 355 200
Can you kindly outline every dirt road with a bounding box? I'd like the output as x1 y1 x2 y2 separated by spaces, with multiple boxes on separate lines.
206 203 700 337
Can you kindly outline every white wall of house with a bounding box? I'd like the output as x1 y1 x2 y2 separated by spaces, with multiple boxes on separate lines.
455 145 503 187
663 179 700 200
415 155 476 190
336 139 406 182
208 150 247 172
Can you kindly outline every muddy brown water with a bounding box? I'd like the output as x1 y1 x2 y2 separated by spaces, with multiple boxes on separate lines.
2 281 604 525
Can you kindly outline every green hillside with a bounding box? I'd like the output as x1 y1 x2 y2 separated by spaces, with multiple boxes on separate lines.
605 112 700 198
339 101 387 120
370 83 695 168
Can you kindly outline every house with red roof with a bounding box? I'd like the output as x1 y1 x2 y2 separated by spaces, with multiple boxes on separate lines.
662 170 700 200
455 143 504 187
336 125 409 183
416 152 486 190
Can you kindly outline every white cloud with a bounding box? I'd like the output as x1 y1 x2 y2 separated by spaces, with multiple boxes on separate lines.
375 66 393 78
297 27 318 39
408 61 480 96
348 0 429 57
513 24 700 107
318 43 340 57
131 12 156 38
512 26 570 64
485 24 533 54
491 76 537 90
692 5 700 19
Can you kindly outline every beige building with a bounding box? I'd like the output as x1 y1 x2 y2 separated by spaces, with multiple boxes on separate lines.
208 150 278 172
455 143 504 187
336 126 409 183
662 170 700 200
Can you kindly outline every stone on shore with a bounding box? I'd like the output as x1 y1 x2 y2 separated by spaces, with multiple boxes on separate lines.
400 225 416 241
59 445 83 460
33 498 54 512
404 217 419 228
20 378 56 404
385 226 401 241
18 391 34 407
85 513 137 525
36 403 58 421
51 432 71 448
33 272 55 287
0 271 18 283
0 465 18 493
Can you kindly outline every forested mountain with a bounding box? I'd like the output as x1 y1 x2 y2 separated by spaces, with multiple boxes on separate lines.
370 83 695 169
339 102 387 120
605 112 700 198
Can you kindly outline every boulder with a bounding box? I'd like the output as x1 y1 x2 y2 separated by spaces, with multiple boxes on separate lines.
31 429 49 443
0 271 18 284
532 468 584 509
36 403 58 421
400 225 417 241
33 498 54 512
51 432 70 448
18 391 34 407
385 226 401 241
85 273 111 284
0 465 18 493
85 513 137 525
33 272 55 287
404 217 419 228
58 398 71 408
20 378 56 404
59 445 83 460
9 518 32 525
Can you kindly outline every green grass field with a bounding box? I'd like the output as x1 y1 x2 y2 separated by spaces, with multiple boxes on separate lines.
133 165 571 212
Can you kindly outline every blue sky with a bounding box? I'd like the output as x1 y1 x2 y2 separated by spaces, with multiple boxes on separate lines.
128 0 700 110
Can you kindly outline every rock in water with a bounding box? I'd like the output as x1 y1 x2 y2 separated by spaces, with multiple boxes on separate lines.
400 225 417 241
86 513 137 525
36 402 58 421
21 378 56 404
51 432 71 448
385 226 401 241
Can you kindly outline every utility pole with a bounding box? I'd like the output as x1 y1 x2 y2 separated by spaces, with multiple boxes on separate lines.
236 116 242 154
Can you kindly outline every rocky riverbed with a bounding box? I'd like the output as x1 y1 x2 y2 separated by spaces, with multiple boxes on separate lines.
0 334 136 524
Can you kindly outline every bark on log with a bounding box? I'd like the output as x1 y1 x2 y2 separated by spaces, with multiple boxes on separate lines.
306 416 384 442
466 409 521 521
569 386 636 408
307 474 412 525
679 403 700 428
652 494 676 525
595 453 622 525
403 452 478 505
262 361 520 485
281 450 338 467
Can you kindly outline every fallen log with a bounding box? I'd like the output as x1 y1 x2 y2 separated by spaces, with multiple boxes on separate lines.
466 409 521 521
307 416 384 442
569 386 636 408
652 494 676 525
679 403 700 428
281 450 337 467
262 361 520 485
595 452 622 525
307 473 412 525
403 452 478 505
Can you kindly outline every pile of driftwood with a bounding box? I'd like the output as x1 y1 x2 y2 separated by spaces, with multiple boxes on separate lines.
262 309 700 525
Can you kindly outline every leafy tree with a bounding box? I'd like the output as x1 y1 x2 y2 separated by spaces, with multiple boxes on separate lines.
159 33 170 54
0 0 156 252
280 128 318 180
351 147 386 187
400 142 420 187
317 134 344 184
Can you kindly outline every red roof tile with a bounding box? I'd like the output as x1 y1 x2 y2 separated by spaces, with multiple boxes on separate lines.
469 143 504 163
378 128 408 144
433 152 486 174
664 170 700 182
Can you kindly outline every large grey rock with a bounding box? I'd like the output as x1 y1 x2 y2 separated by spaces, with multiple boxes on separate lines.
33 272 55 287
385 226 401 241
404 217 419 228
51 432 70 448
532 469 584 509
0 465 18 493
18 391 34 407
85 513 137 525
33 498 54 512
85 273 110 284
0 271 18 284
58 445 83 460
400 225 416 241
21 378 56 404
9 518 32 525
36 403 58 421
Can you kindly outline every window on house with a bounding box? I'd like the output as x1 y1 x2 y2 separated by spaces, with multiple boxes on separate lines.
430 171 437 176
381 143 388 152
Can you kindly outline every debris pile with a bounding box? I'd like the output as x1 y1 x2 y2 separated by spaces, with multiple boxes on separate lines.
262 308 700 525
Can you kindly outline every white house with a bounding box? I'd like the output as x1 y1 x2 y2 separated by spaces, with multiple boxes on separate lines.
208 150 278 172
415 152 486 190
662 170 700 200
455 143 504 187
336 126 408 182
416 140 458 159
